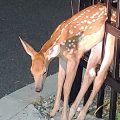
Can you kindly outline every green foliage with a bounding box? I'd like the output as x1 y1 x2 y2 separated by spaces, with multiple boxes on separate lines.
117 112 120 120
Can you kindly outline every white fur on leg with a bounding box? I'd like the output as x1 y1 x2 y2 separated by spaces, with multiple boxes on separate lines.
89 68 96 77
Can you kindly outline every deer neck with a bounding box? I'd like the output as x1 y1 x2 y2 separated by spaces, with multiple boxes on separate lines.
39 41 60 65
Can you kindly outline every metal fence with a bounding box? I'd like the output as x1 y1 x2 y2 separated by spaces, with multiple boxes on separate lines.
70 0 120 120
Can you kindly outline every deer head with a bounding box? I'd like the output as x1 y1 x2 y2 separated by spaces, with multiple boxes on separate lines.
20 37 47 92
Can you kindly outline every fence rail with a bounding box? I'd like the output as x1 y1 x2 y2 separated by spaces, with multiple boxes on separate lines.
70 0 120 120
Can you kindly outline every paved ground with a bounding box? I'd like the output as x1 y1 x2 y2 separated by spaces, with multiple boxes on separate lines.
0 0 71 98
0 74 104 120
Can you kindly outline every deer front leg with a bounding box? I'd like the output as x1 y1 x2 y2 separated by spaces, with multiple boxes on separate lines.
77 33 115 120
69 42 102 120
61 54 80 120
50 57 66 117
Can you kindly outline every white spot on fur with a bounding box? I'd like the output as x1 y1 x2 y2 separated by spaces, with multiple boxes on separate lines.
87 20 92 24
76 32 82 36
67 48 70 52
69 44 72 47
71 42 74 45
85 26 88 29
98 11 104 18
90 16 94 19
95 12 99 15
89 26 92 29
113 13 116 16
73 39 76 42
74 26 77 28
64 24 68 28
92 19 96 22
86 10 90 12
73 44 76 48
81 26 84 30
90 12 99 19
77 107 81 112
89 68 96 77
69 30 73 34
99 7 104 11
56 35 61 41
73 17 78 21
81 21 84 24
111 18 116 22
61 28 65 33
68 22 72 25
69 40 71 42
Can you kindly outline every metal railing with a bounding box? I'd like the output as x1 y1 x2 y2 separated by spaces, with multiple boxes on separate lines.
70 0 120 119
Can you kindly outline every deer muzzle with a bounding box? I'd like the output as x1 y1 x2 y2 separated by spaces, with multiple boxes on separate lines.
34 75 44 92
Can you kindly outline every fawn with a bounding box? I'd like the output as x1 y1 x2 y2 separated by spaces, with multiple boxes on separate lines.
20 3 116 120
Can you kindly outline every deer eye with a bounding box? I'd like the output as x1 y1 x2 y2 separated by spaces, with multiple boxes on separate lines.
43 71 47 75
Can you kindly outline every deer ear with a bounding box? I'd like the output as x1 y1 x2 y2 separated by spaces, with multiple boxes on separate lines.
19 37 37 58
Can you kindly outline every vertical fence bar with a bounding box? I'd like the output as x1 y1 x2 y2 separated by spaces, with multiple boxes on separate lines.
71 0 80 15
113 0 120 82
96 84 105 118
83 83 93 106
109 0 120 120
109 89 117 120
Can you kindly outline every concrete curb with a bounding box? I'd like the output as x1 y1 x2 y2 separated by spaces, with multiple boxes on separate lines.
0 74 57 120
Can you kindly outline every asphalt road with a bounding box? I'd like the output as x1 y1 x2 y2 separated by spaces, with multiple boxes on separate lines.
0 0 71 98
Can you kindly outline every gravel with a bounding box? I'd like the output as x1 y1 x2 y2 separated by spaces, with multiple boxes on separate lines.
33 85 120 120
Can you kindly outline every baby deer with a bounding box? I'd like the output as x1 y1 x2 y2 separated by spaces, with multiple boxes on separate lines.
20 3 116 120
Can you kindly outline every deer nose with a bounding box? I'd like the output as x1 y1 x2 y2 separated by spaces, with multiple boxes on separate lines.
35 86 43 92
35 87 41 92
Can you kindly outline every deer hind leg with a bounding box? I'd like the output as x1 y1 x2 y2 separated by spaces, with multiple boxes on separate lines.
69 42 102 120
50 57 67 117
61 53 81 120
77 33 115 120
